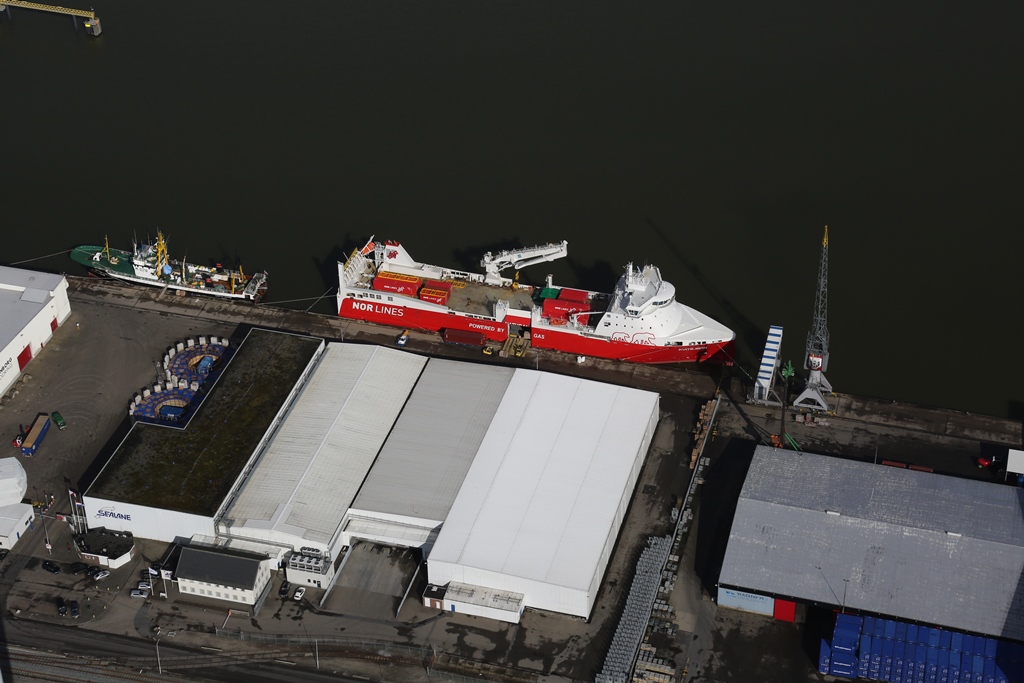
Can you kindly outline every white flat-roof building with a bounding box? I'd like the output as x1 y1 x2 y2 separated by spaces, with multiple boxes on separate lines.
425 370 659 620
0 458 32 550
83 330 661 623
0 267 71 397
0 504 33 550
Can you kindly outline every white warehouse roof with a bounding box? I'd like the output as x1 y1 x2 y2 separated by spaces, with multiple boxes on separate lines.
427 369 660 619
0 266 67 346
219 344 427 551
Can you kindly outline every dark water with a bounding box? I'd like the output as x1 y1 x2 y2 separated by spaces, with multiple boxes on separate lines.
3 2 1022 419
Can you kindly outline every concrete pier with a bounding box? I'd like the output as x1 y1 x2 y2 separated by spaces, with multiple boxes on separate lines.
64 275 1022 455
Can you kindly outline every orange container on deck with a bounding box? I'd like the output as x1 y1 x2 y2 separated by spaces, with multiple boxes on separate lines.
424 279 453 294
419 288 450 305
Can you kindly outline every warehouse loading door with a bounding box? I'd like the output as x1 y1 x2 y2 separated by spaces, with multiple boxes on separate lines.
773 598 796 622
17 345 32 371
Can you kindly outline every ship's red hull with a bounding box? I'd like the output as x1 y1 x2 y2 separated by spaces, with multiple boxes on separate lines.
339 297 510 341
531 326 734 365
339 297 733 365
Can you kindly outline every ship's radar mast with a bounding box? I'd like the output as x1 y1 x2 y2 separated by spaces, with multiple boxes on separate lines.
793 226 834 411
481 241 568 285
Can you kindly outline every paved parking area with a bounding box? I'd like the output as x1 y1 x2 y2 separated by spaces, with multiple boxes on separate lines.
322 542 420 619
0 299 237 499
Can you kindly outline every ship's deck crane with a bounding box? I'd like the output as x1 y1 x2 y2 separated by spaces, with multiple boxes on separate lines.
481 240 568 285
1 0 102 35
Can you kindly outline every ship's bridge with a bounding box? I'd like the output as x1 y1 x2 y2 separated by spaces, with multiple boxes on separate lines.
621 265 675 317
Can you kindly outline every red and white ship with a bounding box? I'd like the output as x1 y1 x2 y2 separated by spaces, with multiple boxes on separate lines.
336 238 735 364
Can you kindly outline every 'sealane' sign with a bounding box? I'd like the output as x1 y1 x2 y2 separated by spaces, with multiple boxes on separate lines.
95 507 131 521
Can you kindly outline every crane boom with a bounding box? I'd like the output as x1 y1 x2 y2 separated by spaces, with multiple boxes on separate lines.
1 0 94 19
481 240 568 285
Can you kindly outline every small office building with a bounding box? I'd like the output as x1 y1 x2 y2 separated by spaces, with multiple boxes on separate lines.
175 545 272 607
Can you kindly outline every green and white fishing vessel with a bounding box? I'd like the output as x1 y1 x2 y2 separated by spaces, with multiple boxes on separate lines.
71 232 268 302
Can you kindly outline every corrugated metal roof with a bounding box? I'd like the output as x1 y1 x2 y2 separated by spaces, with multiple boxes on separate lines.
350 359 515 524
221 344 426 545
428 369 659 591
720 446 1024 640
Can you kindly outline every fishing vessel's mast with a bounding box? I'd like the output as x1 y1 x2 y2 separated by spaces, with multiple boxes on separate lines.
155 231 171 277
794 226 834 411
102 235 114 263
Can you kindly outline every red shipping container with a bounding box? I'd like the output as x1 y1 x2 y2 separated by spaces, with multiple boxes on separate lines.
442 329 487 347
419 288 450 305
558 288 590 303
373 279 418 296
543 297 589 320
424 279 453 294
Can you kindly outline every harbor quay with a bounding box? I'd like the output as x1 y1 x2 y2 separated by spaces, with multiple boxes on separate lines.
0 274 1019 683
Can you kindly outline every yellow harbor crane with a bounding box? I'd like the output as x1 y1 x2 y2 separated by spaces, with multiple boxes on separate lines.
0 1 102 35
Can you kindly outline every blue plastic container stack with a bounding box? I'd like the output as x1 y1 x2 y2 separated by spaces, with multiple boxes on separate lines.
830 614 863 678
820 638 833 674
819 614 1024 682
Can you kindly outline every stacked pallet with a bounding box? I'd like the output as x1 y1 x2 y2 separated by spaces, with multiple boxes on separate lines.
690 399 717 469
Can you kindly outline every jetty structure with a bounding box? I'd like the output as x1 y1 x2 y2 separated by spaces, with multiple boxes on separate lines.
0 0 101 35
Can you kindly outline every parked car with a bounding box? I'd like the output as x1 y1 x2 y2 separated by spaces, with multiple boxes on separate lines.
93 570 111 581
51 411 67 430
138 581 152 591
88 566 104 578
130 589 149 599
69 600 80 618
56 597 67 616
292 586 305 601
278 580 290 598
69 562 89 575
42 561 61 574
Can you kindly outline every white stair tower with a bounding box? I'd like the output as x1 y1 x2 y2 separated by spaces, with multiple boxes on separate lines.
751 325 784 405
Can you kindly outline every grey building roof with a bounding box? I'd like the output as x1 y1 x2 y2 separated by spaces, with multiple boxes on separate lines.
720 446 1024 640
176 546 266 589
350 359 515 523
